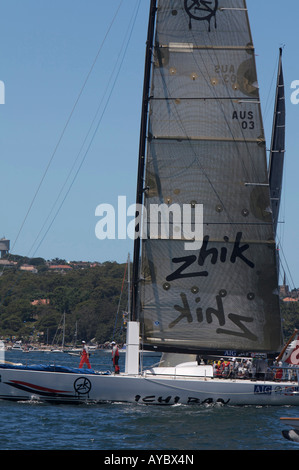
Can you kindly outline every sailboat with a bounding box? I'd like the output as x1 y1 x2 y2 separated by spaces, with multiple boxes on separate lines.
0 0 299 405
51 311 66 352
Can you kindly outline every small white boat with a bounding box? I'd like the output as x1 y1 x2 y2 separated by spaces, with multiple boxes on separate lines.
11 342 23 352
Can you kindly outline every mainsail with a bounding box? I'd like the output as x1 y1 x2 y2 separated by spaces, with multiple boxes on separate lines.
269 48 286 236
133 0 282 355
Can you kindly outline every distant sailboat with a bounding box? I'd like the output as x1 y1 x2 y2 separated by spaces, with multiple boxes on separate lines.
51 311 66 352
0 0 298 405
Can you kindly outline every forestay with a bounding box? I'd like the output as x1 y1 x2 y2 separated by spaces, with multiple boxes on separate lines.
136 0 282 354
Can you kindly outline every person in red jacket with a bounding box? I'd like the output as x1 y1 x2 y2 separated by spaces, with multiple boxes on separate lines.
79 341 91 369
111 341 120 374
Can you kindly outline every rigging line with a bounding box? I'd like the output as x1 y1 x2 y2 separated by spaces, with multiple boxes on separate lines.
277 240 299 323
10 0 124 255
277 237 296 292
0 1 125 300
112 261 128 340
28 0 140 258
262 52 279 127
31 0 142 258
278 149 287 246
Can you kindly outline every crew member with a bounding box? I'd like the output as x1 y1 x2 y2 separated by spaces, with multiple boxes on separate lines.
79 340 91 369
111 341 120 374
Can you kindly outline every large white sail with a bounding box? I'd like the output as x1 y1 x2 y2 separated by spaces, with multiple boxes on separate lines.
134 0 282 355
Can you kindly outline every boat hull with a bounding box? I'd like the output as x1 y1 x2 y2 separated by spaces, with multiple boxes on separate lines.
1 366 299 406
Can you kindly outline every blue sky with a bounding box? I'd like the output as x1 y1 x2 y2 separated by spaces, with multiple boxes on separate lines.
0 0 298 288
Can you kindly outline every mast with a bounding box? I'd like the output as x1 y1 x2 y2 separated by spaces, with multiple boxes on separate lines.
269 48 286 236
131 0 158 321
62 311 65 350
127 252 131 318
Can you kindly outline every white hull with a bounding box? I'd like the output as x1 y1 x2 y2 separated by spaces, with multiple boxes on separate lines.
0 364 299 406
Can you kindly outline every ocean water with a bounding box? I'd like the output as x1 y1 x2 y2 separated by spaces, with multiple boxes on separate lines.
0 350 298 452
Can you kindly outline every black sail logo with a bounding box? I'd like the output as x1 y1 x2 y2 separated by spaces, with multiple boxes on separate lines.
165 233 258 342
184 0 218 31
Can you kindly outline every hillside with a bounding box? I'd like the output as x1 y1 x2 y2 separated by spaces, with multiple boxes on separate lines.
0 255 298 347
0 256 128 345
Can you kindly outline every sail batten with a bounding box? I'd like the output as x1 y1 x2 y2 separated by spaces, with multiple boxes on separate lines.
160 45 254 51
151 136 264 143
134 0 282 354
